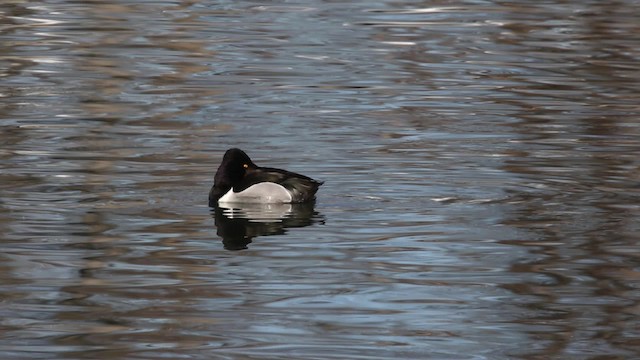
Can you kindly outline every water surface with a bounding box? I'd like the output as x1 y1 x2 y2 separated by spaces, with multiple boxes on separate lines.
1 1 640 359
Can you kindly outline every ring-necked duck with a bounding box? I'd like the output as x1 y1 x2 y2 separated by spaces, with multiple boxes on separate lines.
209 148 323 206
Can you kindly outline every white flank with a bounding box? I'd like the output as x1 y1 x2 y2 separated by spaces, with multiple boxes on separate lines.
218 182 292 204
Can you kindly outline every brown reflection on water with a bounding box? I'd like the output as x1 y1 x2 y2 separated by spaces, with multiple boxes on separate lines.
372 1 640 358
500 109 640 358
494 3 640 357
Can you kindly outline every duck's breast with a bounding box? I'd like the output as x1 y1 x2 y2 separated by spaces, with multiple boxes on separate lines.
218 182 292 204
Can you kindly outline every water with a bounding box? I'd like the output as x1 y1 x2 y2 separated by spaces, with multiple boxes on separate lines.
2 1 640 359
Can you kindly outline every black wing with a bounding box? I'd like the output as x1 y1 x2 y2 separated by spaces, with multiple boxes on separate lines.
237 167 323 203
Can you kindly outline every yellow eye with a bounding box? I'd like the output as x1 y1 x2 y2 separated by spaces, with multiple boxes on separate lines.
243 164 249 169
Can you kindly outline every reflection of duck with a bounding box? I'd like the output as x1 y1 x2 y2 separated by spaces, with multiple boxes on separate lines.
212 202 322 250
209 148 323 206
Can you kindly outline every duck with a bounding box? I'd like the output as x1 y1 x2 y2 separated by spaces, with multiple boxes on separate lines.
209 148 323 206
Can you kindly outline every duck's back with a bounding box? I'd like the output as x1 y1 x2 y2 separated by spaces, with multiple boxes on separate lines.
240 167 322 203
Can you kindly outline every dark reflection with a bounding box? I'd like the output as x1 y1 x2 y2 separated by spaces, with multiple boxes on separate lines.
212 203 323 250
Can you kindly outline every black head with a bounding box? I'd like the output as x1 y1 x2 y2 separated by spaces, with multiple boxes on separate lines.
221 148 257 172
209 148 257 206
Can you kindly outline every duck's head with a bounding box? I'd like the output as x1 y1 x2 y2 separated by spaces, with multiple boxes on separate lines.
210 148 258 206
216 148 257 183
